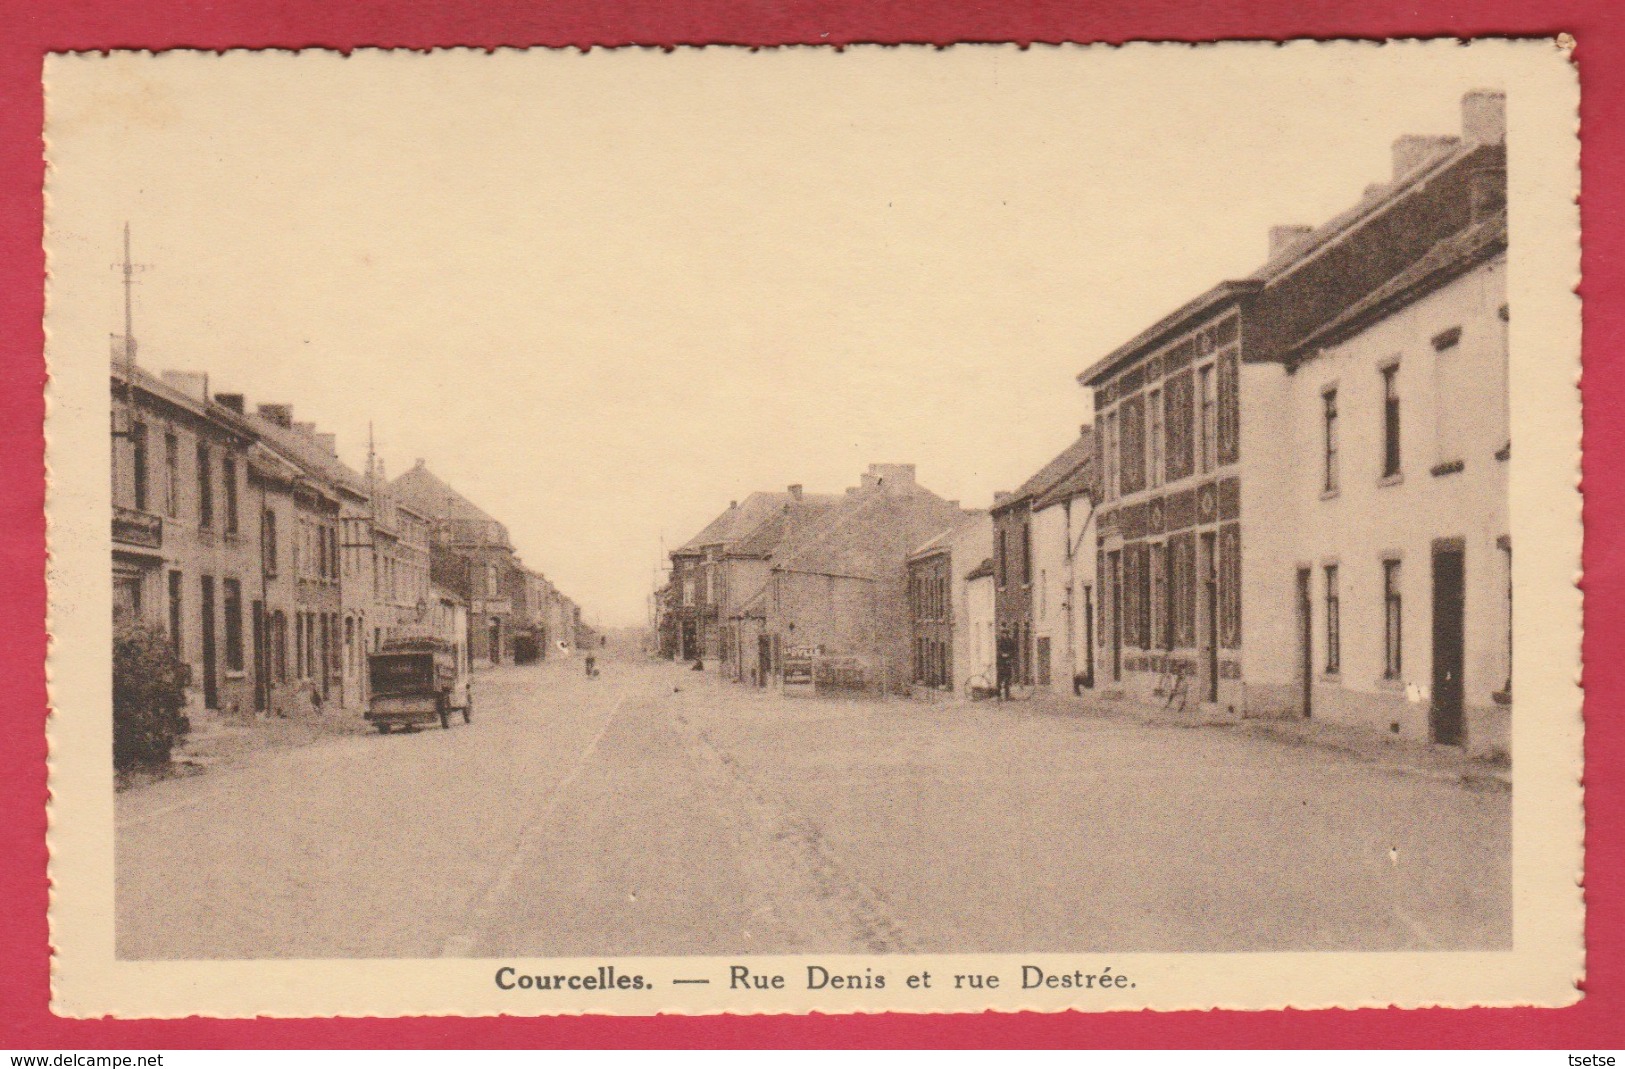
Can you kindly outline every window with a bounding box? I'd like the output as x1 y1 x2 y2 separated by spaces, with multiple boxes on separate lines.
1148 388 1164 489
131 421 149 511
1198 363 1217 473
1038 569 1047 617
167 570 183 658
996 529 1008 588
295 613 305 678
1323 565 1340 674
1102 411 1118 501
274 612 287 683
1384 560 1403 679
223 578 243 672
1135 544 1151 651
164 432 179 518
196 442 213 528
1322 389 1339 493
222 456 239 533
1382 365 1402 478
1021 522 1032 585
262 509 278 575
1151 542 1168 649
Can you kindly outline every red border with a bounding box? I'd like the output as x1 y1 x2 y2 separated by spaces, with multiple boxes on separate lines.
2 0 1617 1050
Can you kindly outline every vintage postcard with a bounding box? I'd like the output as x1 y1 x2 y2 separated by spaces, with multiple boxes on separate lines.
44 40 1582 1017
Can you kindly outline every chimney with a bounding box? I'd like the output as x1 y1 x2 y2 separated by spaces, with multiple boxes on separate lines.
257 403 293 428
1391 134 1460 181
414 458 426 469
214 392 245 414
160 370 209 403
729 500 738 509
864 463 917 491
1268 225 1314 260
1461 89 1506 145
316 432 338 456
788 483 803 501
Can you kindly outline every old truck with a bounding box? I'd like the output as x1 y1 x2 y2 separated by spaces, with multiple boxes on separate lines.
365 636 472 733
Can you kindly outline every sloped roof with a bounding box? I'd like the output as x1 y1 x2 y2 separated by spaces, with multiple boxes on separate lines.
390 461 502 527
1286 209 1507 360
909 510 989 561
773 486 971 581
729 497 841 558
246 415 369 500
964 557 995 582
1078 137 1485 386
993 433 1095 514
678 490 838 553
1034 454 1095 512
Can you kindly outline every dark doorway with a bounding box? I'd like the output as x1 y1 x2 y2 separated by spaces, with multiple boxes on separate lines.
200 576 218 710
1432 545 1466 745
1107 551 1122 683
1200 533 1219 703
758 635 772 687
1296 568 1313 718
1082 584 1095 689
680 620 698 662
489 618 502 665
252 601 267 712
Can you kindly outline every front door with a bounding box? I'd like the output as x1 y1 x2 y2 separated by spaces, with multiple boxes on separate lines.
200 576 218 710
1199 533 1219 703
489 618 501 665
1432 546 1466 745
252 601 267 711
1107 551 1122 683
1296 568 1313 718
1081 584 1095 689
758 635 771 687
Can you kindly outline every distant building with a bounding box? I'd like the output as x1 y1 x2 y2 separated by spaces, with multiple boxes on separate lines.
906 510 992 696
111 362 259 717
989 434 1096 694
1031 434 1097 695
962 556 996 696
391 460 522 667
763 464 972 693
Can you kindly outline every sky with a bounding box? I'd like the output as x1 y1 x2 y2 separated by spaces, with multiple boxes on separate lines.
45 43 1527 627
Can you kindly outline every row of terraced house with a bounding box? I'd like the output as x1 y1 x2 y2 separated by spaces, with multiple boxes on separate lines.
657 90 1512 758
110 350 589 721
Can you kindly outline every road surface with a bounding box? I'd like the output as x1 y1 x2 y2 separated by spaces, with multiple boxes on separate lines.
116 654 1510 959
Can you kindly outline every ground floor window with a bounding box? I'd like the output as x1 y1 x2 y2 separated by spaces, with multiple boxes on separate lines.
1384 559 1403 679
1324 564 1340 674
167 570 183 658
223 578 244 672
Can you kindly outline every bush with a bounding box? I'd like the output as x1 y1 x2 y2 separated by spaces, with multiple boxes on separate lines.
113 622 191 771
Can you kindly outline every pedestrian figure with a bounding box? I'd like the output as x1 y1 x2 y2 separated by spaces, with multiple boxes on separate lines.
691 658 705 672
585 654 597 678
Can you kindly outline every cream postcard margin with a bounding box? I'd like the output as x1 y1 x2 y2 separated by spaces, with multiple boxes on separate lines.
45 40 1582 1017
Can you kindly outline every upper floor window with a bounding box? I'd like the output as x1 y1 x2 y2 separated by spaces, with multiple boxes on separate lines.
130 421 149 512
1322 389 1339 493
1382 364 1402 478
196 442 213 528
996 528 1008 588
261 508 278 575
164 432 179 518
1021 521 1032 586
222 455 239 533
1102 411 1119 501
1198 363 1217 473
1148 388 1164 489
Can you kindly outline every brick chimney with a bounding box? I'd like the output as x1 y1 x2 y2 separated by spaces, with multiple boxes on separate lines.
214 392 245 414
1268 225 1314 260
160 370 209 403
1461 89 1506 145
1391 134 1460 181
787 483 803 501
257 403 293 428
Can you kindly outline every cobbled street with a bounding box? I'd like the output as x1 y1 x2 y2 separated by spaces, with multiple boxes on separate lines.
116 652 1511 960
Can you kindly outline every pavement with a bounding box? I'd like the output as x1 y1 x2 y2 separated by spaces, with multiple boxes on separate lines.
115 652 1511 960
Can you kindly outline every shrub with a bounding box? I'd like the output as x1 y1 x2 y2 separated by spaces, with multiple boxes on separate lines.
113 622 190 771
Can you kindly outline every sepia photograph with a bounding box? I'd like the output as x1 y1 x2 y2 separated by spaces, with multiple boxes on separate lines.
42 41 1581 1016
